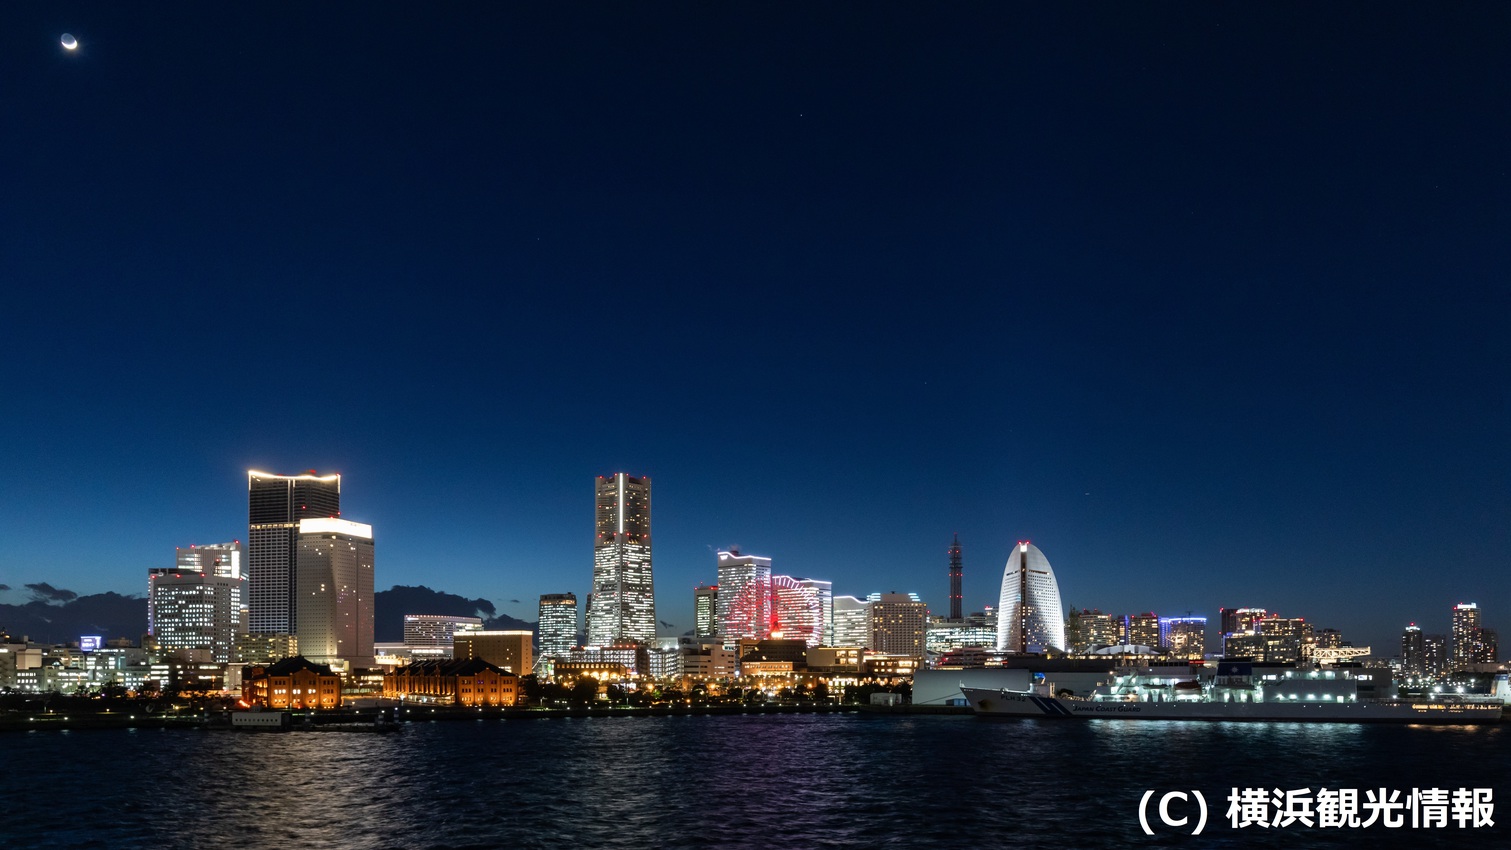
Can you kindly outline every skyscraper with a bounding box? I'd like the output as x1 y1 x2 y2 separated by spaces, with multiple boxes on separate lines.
771 576 829 647
150 540 246 663
870 592 928 657
587 473 655 645
1451 603 1493 669
248 470 341 635
1423 632 1448 677
693 584 719 638
795 578 833 646
715 549 771 639
294 517 374 670
947 534 963 621
1401 623 1426 677
996 541 1065 653
831 595 872 648
148 565 245 663
538 593 579 658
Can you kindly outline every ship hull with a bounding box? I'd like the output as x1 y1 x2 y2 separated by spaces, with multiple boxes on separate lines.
959 687 1502 724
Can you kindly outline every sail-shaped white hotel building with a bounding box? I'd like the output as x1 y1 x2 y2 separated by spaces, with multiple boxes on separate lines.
996 541 1066 653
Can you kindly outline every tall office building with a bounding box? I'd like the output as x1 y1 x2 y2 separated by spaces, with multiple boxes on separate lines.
831 595 872 648
795 578 834 646
148 564 246 664
947 534 963 621
538 593 579 658
715 549 772 639
693 585 719 638
248 470 341 635
771 576 829 647
587 473 655 645
870 592 928 657
996 542 1066 653
294 517 374 670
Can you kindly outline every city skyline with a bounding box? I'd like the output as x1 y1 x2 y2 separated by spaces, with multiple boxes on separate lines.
3 6 1509 658
2 460 1496 658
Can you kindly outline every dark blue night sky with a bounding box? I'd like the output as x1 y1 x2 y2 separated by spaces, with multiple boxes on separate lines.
2 4 1507 652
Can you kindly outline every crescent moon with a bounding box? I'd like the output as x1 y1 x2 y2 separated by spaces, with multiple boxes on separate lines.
61 34 78 50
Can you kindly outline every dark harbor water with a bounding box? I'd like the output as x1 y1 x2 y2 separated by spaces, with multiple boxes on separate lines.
5 713 1509 849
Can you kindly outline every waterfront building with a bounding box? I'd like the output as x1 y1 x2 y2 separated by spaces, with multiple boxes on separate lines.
1479 629 1499 665
772 576 828 646
799 578 836 646
1423 633 1448 678
715 549 772 639
453 630 533 674
693 584 718 638
869 592 927 657
832 596 872 648
537 593 579 659
1122 612 1160 648
1450 603 1495 669
374 642 449 670
235 632 298 664
384 658 518 706
1159 617 1207 659
1401 624 1426 677
925 616 996 654
1451 603 1480 671
947 534 963 621
587 473 655 645
679 639 738 679
1259 617 1312 663
403 614 483 649
147 567 246 663
554 661 628 683
862 654 920 678
563 642 645 676
648 639 684 678
996 542 1066 653
1219 607 1269 638
1223 630 1265 659
806 646 862 674
294 518 375 671
247 470 342 636
1065 608 1120 652
242 656 342 709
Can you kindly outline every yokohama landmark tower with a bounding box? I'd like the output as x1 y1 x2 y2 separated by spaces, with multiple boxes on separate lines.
587 473 655 645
